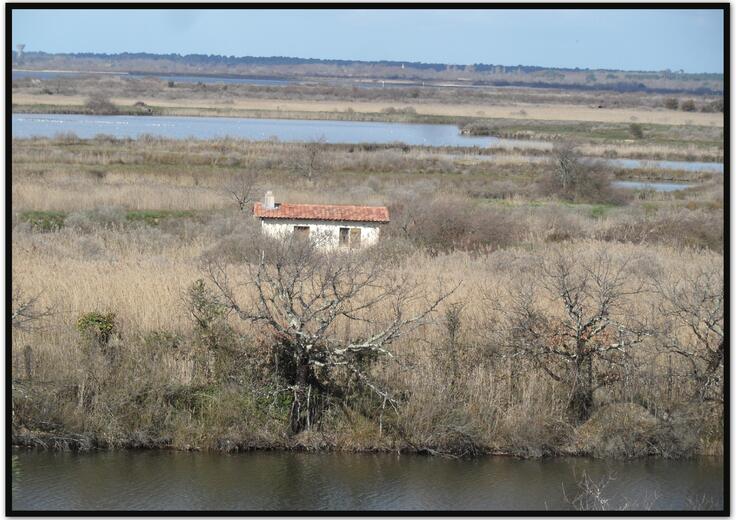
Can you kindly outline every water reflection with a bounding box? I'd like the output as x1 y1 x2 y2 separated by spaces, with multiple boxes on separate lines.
11 450 723 512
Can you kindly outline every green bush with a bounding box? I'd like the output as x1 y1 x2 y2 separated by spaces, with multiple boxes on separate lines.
76 311 117 346
629 123 644 139
187 279 226 330
126 210 195 226
20 211 66 232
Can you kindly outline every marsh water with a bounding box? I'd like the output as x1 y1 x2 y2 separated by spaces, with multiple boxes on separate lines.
12 114 723 178
11 450 723 511
12 69 292 86
12 113 496 147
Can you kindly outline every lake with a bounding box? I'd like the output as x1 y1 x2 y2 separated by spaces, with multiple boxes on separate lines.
10 114 725 174
12 69 292 86
12 114 497 147
10 450 723 512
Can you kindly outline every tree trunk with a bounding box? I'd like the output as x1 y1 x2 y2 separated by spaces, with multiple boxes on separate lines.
569 355 594 422
289 354 312 434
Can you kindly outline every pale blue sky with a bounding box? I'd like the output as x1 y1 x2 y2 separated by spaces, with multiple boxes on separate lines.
12 9 725 73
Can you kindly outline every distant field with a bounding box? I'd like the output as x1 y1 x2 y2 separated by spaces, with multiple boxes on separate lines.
12 93 724 127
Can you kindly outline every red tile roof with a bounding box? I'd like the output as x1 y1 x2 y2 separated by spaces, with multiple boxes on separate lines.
254 202 390 223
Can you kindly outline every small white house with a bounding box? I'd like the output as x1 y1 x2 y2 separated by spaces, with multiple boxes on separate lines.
253 191 390 249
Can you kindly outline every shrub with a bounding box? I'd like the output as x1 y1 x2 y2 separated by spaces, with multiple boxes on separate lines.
595 209 723 252
629 123 644 139
20 211 66 232
460 122 497 136
76 311 117 346
537 144 628 205
84 94 119 115
680 99 697 112
53 132 81 145
663 98 679 110
387 194 523 253
702 99 724 113
380 106 416 116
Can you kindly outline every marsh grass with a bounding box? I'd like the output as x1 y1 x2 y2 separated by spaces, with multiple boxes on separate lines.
10 133 723 456
11 207 723 455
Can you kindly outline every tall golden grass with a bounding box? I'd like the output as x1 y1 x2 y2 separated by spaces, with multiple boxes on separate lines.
11 209 723 455
10 134 723 456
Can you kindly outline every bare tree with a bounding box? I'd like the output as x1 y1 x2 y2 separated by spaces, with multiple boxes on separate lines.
653 265 723 404
542 142 619 204
552 141 582 193
11 289 54 331
226 170 260 212
203 235 455 434
493 249 648 421
290 137 327 181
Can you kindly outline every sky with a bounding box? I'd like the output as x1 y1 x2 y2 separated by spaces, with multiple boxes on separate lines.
11 9 725 73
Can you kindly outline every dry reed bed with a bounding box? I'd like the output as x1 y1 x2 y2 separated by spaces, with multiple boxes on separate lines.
12 136 723 176
11 219 722 455
10 130 723 455
13 83 723 127
11 221 719 369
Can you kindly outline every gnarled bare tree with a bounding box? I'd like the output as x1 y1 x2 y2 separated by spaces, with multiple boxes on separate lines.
492 248 649 421
653 264 723 404
203 235 455 433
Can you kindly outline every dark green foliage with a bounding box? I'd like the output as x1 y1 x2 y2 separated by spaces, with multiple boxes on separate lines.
20 211 66 232
186 279 244 385
459 122 498 136
126 210 195 226
76 311 117 346
187 279 227 330
629 123 644 139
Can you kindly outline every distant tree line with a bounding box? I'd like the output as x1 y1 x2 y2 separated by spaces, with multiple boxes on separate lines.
14 50 724 80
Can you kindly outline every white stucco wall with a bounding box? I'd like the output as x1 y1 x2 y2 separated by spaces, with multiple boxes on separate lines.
259 218 382 249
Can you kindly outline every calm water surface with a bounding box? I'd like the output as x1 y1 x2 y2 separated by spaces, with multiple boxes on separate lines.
606 158 723 173
11 114 725 174
11 450 723 511
613 180 697 192
12 114 496 147
12 70 291 86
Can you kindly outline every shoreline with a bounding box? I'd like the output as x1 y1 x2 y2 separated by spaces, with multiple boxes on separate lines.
11 92 724 128
11 428 722 459
10 113 725 165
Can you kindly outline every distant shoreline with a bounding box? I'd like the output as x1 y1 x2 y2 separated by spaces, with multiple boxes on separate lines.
13 68 129 75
